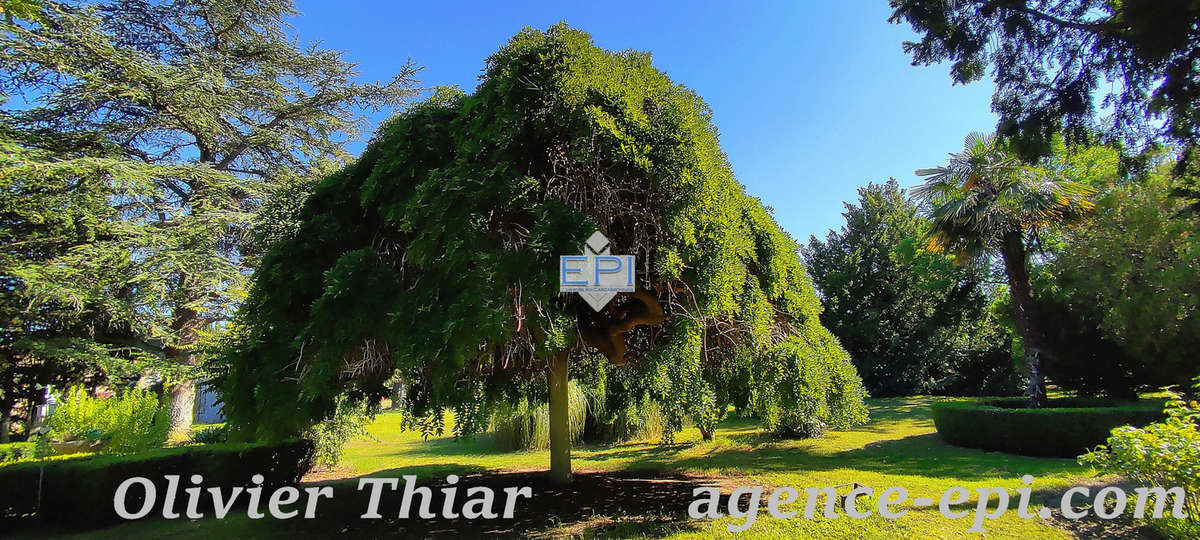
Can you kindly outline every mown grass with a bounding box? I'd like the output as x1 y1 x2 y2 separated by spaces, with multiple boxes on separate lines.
71 396 1153 538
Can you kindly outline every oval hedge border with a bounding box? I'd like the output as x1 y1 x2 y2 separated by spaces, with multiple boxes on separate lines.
931 397 1165 458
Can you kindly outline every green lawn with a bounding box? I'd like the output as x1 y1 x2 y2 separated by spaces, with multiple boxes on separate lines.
74 397 1145 538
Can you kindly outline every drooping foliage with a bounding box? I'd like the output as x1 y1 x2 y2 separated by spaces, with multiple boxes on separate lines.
220 24 867 443
805 180 1020 397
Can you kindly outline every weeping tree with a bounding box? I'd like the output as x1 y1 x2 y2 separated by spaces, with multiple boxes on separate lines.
914 133 1095 408
220 24 866 484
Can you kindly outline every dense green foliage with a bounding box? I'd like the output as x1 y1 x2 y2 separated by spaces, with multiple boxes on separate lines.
0 131 116 441
1041 165 1200 394
1081 379 1200 535
221 24 867 449
931 397 1163 457
0 441 36 464
0 438 314 528
750 335 868 438
0 0 418 438
805 180 1019 397
48 385 168 454
888 0 1200 154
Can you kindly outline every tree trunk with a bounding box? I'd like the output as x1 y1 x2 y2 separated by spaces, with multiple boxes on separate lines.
390 378 405 410
167 379 196 438
165 305 203 439
0 402 10 443
548 351 572 485
1001 231 1048 408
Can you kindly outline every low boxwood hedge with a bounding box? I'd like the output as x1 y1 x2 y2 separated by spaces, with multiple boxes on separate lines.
931 397 1165 458
0 439 314 530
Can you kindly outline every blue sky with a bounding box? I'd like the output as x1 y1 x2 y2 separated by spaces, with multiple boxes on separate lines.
289 1 998 242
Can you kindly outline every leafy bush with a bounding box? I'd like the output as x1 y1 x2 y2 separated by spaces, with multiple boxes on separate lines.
0 442 39 465
932 397 1164 457
48 385 169 454
752 333 870 438
1081 379 1200 538
584 396 664 444
0 439 314 530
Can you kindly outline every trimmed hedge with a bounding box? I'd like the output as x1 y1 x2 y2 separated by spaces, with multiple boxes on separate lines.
0 439 314 530
931 397 1165 457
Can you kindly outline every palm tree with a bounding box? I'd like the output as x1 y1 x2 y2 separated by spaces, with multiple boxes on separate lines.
913 133 1094 408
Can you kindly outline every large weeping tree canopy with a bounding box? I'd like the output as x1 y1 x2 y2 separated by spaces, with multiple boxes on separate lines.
221 24 866 448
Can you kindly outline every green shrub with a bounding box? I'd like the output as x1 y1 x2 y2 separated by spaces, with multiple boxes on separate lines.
584 397 664 444
0 439 314 530
0 442 39 465
48 385 169 454
931 397 1164 457
1081 379 1200 538
752 333 870 438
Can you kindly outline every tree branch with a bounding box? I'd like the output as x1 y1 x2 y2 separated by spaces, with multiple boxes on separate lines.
579 289 665 365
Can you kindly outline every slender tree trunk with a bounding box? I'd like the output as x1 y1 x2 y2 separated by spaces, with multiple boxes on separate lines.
1001 231 1048 408
390 378 405 410
548 350 572 485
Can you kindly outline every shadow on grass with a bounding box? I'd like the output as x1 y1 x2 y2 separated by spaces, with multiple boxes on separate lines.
310 468 716 537
54 468 717 539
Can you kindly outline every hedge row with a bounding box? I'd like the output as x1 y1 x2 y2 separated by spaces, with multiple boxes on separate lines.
931 397 1165 457
0 439 314 530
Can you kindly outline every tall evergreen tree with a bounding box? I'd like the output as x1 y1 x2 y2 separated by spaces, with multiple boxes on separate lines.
804 180 1018 397
0 0 418 436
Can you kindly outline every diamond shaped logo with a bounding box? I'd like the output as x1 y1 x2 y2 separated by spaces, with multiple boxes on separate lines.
560 231 635 312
